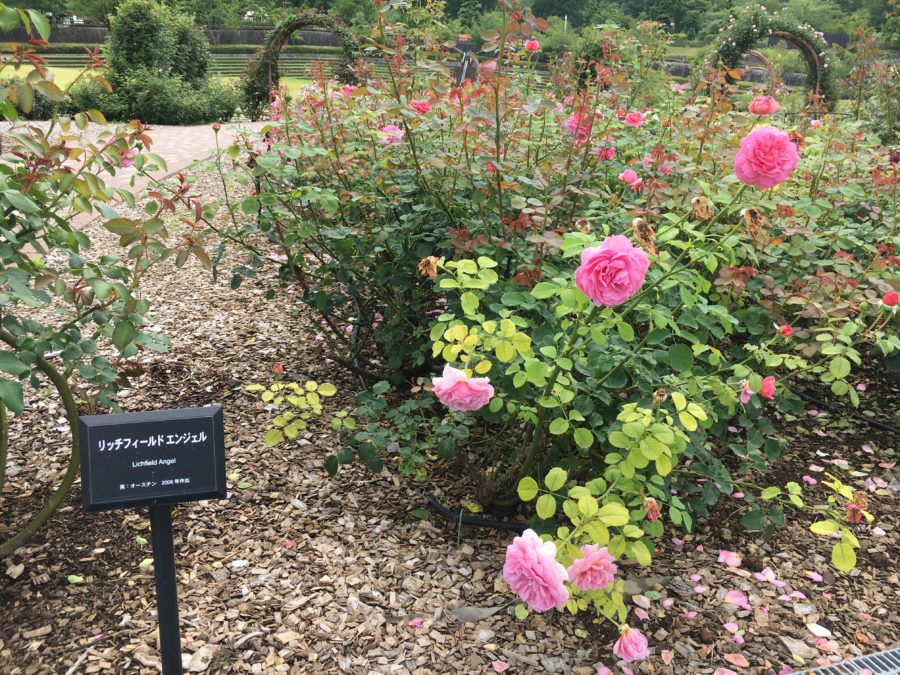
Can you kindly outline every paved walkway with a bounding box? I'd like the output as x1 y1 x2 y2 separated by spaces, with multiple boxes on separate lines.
72 120 267 227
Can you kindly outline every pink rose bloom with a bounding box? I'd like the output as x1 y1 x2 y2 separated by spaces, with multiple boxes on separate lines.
810 119 823 127
596 145 616 161
760 375 776 399
613 625 650 662
734 126 799 189
410 99 431 114
567 544 617 591
502 529 569 612
564 112 592 145
431 364 494 411
748 96 780 114
618 168 643 189
672 83 688 92
342 84 358 96
575 235 650 307
524 39 540 52
118 148 137 168
623 111 646 127
379 124 405 145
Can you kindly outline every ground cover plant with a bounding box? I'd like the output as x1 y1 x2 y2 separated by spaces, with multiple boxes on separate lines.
206 0 898 665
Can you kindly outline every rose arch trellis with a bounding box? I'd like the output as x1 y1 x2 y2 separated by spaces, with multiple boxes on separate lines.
241 10 360 120
708 7 836 107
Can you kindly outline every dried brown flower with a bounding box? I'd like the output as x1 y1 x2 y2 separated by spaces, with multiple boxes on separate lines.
417 256 439 279
692 195 713 221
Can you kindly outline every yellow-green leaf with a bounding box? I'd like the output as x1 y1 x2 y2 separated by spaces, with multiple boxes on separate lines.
517 477 539 502
536 494 557 519
544 467 568 491
597 502 629 527
831 542 856 572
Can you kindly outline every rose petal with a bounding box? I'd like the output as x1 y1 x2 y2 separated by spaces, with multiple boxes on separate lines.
724 653 750 668
492 660 510 673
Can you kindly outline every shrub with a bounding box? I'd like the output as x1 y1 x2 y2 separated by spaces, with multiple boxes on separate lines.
107 0 177 74
64 70 238 124
0 10 209 556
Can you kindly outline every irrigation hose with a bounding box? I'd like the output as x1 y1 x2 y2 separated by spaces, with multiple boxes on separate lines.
424 494 527 533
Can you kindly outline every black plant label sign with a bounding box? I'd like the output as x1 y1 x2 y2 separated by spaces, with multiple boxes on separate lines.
79 406 226 511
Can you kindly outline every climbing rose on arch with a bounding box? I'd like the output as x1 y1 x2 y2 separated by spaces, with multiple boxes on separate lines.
574 235 651 307
431 364 494 412
734 126 799 189
502 529 569 612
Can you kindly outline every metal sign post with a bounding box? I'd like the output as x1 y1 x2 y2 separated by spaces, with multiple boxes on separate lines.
79 406 227 674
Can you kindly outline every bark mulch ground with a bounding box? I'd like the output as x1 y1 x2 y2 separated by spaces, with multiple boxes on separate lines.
0 169 897 674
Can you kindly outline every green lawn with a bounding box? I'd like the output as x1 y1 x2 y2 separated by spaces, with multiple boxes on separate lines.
37 67 312 96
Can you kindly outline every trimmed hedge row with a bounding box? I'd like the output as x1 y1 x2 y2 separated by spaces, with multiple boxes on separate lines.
32 43 343 55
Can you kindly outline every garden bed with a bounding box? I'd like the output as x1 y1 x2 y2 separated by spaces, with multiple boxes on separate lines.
0 169 896 674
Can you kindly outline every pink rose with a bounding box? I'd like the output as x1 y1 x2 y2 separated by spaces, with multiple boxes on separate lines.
596 145 616 161
502 529 569 612
760 375 776 399
623 111 646 127
618 169 643 189
734 126 799 189
575 235 650 307
883 290 898 307
410 99 431 114
567 544 617 591
779 324 793 337
118 148 137 168
379 124 405 145
810 119 823 128
748 96 780 115
523 39 540 52
564 112 592 145
342 84 358 96
613 625 649 662
672 83 688 92
431 364 494 411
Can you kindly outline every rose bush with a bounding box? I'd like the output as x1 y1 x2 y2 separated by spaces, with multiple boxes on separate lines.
208 0 897 658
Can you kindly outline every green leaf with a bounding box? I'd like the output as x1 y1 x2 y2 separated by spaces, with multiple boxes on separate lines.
324 455 339 475
111 321 137 351
548 418 569 435
0 352 28 377
409 508 430 520
629 540 652 566
544 467 568 491
810 520 840 535
460 291 479 315
616 321 635 342
263 428 284 446
103 218 137 236
596 502 629 527
667 344 694 372
0 380 24 414
831 542 856 572
760 487 782 500
829 356 851 379
671 391 686 411
514 603 529 620
573 428 593 449
530 282 558 299
517 476 539 502
26 9 50 40
536 493 556 519
740 510 765 531
67 574 85 584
